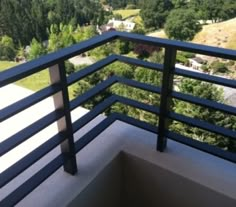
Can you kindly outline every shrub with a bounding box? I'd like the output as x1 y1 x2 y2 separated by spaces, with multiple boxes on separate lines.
201 65 209 72
65 61 75 75
134 44 161 59
176 53 188 65
180 52 195 59
210 61 228 73
227 60 235 66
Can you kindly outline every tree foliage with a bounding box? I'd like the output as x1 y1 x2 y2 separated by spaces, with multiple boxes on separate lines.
47 24 76 52
74 60 162 125
28 38 46 60
210 61 228 74
172 79 236 151
0 0 48 45
164 9 201 41
134 44 161 59
103 0 141 9
0 35 16 60
0 0 104 45
140 0 173 30
171 0 188 9
189 0 236 22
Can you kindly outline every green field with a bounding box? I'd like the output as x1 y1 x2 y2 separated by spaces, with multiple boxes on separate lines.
0 61 76 99
113 9 140 19
0 61 18 72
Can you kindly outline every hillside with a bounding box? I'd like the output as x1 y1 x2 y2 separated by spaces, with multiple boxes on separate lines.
193 18 236 49
148 18 236 50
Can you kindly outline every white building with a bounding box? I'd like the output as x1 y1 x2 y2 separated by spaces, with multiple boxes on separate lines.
107 18 135 32
97 18 136 34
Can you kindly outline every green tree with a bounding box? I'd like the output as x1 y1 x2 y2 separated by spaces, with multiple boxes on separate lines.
172 79 236 151
73 26 97 43
189 0 234 22
202 0 224 22
210 61 228 74
140 0 173 30
28 38 46 60
0 0 103 45
74 61 162 125
47 24 76 52
65 61 75 75
47 25 62 52
171 0 188 9
220 0 236 20
164 9 202 41
0 0 49 45
0 35 16 60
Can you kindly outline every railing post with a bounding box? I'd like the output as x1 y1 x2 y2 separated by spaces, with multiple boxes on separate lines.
157 47 177 151
49 62 77 175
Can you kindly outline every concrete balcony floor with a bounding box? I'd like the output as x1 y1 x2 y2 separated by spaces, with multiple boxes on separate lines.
1 85 236 207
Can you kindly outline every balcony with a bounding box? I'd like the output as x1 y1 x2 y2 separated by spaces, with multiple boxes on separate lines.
0 31 236 207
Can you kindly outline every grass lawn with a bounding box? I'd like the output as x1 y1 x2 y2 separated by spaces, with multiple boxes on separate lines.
0 61 77 99
0 61 18 72
113 9 140 19
133 15 143 25
16 69 50 91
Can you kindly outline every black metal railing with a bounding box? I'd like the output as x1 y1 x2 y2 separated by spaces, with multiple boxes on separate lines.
0 31 235 206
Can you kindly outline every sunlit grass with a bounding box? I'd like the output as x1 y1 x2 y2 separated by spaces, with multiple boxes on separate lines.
0 61 76 99
193 17 236 49
0 61 18 71
113 9 140 19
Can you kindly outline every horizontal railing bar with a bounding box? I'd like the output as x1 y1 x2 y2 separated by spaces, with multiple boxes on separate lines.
0 83 61 122
73 94 159 133
112 113 235 162
75 115 116 153
1 31 235 88
0 132 66 188
116 76 161 94
0 155 64 207
72 96 116 133
166 131 236 163
114 95 160 115
70 76 117 110
67 55 118 85
113 112 158 134
75 100 158 153
0 32 117 87
115 31 236 60
0 109 64 156
175 67 236 88
169 112 236 140
76 110 234 163
1 31 236 205
115 55 163 72
70 75 161 112
172 91 236 116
